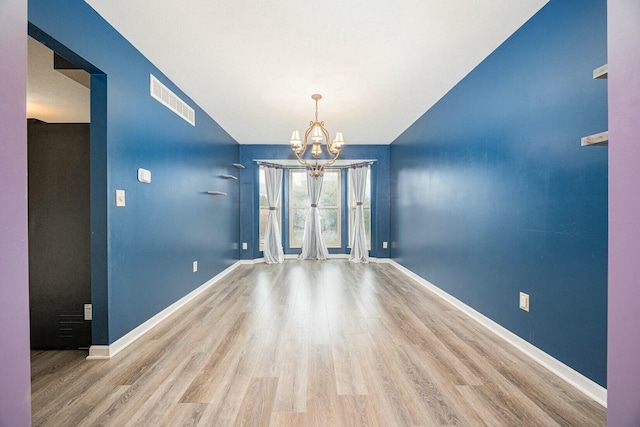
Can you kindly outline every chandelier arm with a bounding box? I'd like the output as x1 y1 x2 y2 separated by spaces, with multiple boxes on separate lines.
293 147 315 170
319 156 337 174
320 125 333 154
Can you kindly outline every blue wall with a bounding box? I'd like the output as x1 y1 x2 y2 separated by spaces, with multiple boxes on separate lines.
239 145 390 260
390 0 607 386
29 0 240 344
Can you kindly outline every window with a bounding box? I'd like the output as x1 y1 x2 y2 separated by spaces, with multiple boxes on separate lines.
289 169 341 248
348 168 371 249
258 166 372 254
258 167 281 250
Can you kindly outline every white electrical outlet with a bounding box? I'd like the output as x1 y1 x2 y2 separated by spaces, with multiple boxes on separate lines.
383 241 388 249
84 304 92 321
193 261 198 272
519 292 530 312
242 242 248 250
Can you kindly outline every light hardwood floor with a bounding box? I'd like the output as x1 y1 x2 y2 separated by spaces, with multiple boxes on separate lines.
31 260 606 426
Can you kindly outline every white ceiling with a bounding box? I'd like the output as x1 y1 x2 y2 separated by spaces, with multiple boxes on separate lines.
27 37 90 123
51 1 548 143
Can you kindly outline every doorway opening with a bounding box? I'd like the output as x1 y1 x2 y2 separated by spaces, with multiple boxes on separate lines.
26 30 108 352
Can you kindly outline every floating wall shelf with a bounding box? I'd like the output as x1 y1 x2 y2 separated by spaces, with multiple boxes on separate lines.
207 191 227 196
221 174 238 180
593 64 608 79
232 163 246 169
581 131 609 147
581 64 608 147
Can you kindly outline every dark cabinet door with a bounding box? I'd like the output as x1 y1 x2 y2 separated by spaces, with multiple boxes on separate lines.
28 120 91 349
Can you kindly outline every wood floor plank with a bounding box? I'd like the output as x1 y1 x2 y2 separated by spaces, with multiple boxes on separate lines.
232 377 278 427
306 344 343 427
269 412 307 427
350 333 415 427
328 310 368 396
30 260 606 426
180 312 251 403
126 353 207 426
338 394 380 427
273 315 309 413
164 402 208 427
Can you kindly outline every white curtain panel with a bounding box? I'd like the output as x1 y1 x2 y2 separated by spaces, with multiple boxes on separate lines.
298 174 329 260
349 166 369 263
263 166 284 264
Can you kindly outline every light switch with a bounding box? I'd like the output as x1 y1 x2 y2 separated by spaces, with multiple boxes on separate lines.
519 292 530 312
116 190 126 207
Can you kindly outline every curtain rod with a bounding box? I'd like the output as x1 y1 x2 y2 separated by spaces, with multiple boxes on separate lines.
254 161 283 169
254 160 375 169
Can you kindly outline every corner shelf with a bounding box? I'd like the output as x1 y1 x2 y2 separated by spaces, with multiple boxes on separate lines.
207 191 227 196
221 174 238 180
581 64 608 147
232 163 246 169
581 131 608 147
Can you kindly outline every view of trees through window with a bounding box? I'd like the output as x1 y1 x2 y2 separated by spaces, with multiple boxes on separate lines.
290 169 341 248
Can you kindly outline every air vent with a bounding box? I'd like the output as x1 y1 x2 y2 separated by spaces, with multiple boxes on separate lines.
150 74 195 126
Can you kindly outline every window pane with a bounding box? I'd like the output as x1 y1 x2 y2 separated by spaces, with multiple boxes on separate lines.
289 170 308 248
319 208 340 247
290 207 306 248
319 170 339 207
259 169 268 208
290 170 308 207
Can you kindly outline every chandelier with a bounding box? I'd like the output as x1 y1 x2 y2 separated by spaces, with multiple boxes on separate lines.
290 94 345 177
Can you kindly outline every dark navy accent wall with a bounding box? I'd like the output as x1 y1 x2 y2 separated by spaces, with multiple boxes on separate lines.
390 0 607 386
239 145 390 260
29 0 240 344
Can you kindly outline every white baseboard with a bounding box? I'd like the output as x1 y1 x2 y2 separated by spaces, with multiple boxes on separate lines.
260 253 386 262
388 259 607 408
87 261 242 360
86 345 109 360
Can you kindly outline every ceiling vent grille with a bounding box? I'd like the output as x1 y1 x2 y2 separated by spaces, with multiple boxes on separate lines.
150 74 195 126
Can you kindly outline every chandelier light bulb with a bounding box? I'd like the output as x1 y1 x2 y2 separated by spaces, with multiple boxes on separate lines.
332 131 345 149
311 125 324 142
290 130 302 148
